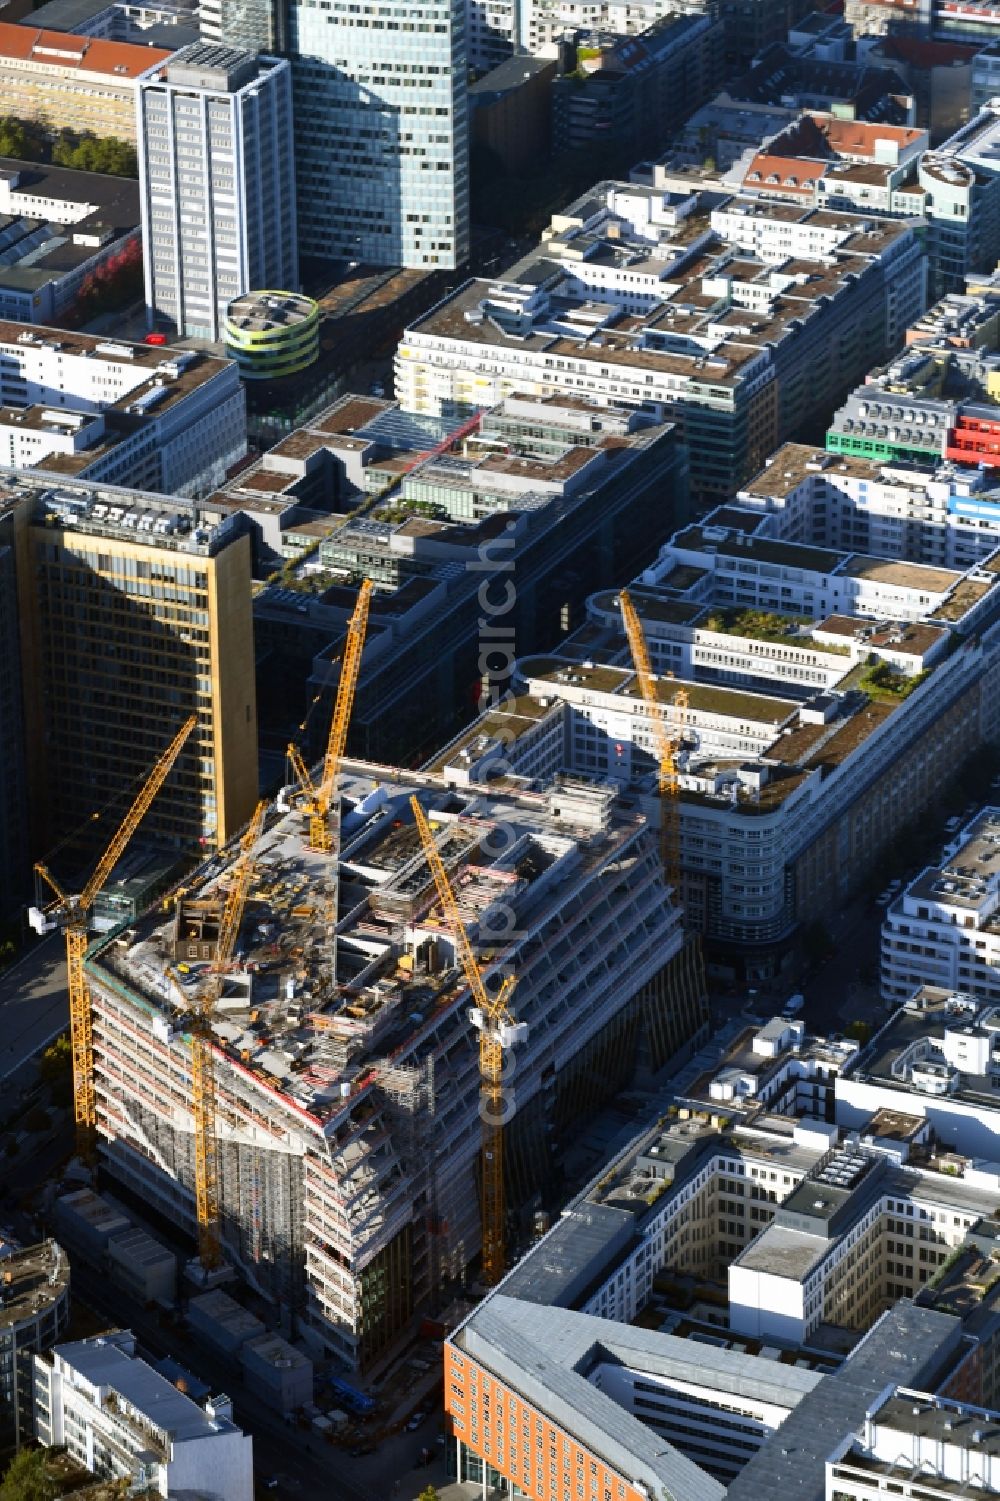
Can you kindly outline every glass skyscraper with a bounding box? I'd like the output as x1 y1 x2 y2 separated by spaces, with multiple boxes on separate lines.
289 0 469 269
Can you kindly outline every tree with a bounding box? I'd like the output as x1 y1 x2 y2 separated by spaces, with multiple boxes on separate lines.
0 116 47 163
39 1032 72 1107
63 236 143 330
51 129 137 177
417 1488 440 1501
0 1449 56 1501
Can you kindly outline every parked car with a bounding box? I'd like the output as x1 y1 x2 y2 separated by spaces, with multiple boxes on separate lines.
406 1412 427 1432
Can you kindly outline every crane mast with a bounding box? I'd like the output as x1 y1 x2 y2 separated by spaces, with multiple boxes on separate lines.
32 716 198 1150
410 795 517 1285
620 589 687 907
191 798 267 1270
286 578 372 854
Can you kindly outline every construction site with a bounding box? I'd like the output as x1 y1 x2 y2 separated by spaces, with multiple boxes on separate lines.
11 487 709 1376
79 760 705 1370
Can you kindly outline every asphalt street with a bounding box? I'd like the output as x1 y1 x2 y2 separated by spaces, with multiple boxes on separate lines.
0 933 67 1085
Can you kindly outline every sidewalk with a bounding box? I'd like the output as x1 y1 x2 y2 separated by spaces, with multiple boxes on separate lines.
395 1456 478 1500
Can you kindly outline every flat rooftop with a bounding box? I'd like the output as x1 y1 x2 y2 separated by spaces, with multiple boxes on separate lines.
0 1240 69 1329
89 769 646 1126
51 1337 235 1441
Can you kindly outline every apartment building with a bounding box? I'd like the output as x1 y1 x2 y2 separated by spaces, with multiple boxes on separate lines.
394 182 926 503
1 471 258 856
289 0 468 270
34 1332 252 1501
0 22 170 142
0 1241 70 1450
137 45 297 343
85 766 705 1369
881 810 1000 1005
432 500 1000 965
0 159 141 326
0 323 245 495
738 112 927 211
729 102 1000 299
215 391 689 765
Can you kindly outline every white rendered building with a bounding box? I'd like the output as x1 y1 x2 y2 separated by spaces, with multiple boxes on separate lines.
394 183 926 502
34 1333 253 1501
137 44 297 343
741 444 1000 573
0 324 245 494
882 809 1000 1006
433 505 1000 957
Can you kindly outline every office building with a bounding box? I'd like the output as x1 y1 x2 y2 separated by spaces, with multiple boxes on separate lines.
740 444 1000 572
0 22 170 143
917 106 1000 295
972 39 1000 113
198 0 282 50
137 45 297 343
1 470 258 855
838 986 1000 1160
217 391 689 764
432 496 1000 966
224 292 319 381
550 14 724 160
0 505 28 923
394 182 926 503
468 56 556 176
0 1241 70 1450
84 764 706 1369
22 0 199 44
826 1390 1000 1501
864 35 975 144
33 1332 253 1501
0 159 141 326
0 323 245 495
881 808 1000 1006
289 0 469 270
443 1079 999 1501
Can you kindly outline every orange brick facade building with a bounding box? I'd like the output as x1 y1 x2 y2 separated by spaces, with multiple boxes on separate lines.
444 1345 649 1501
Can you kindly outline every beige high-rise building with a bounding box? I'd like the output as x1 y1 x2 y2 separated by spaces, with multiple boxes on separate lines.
3 470 258 857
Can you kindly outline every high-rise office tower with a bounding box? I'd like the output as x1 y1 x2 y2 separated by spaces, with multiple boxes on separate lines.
137 44 298 342
3 472 259 858
199 0 286 52
289 0 469 269
0 507 28 923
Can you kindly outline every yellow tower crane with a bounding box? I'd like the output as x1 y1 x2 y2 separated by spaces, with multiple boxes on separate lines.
190 798 268 1270
286 578 373 854
620 589 688 906
31 716 198 1151
410 795 519 1286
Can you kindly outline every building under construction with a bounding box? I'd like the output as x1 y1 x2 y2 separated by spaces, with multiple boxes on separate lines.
85 767 706 1369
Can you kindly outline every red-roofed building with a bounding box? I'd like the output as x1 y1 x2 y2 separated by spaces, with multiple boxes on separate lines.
740 109 928 207
0 21 172 142
867 34 976 143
